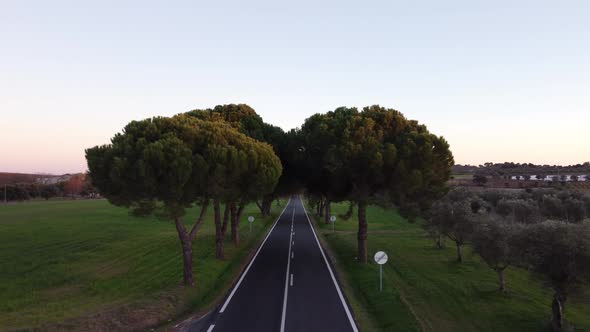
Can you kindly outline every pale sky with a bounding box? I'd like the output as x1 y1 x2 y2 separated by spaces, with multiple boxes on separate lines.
1 0 589 174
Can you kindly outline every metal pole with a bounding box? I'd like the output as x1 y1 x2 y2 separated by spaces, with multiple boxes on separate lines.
249 222 252 233
4 184 6 204
332 221 334 233
380 265 383 291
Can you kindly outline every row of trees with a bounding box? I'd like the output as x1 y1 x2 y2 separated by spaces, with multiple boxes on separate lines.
83 104 586 331
2 174 93 202
455 162 590 177
86 104 454 285
86 109 283 286
480 188 590 223
425 187 590 331
186 104 301 216
297 106 454 263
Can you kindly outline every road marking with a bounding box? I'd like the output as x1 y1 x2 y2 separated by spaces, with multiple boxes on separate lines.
300 198 360 332
280 208 296 332
219 199 291 313
206 324 215 332
290 273 294 286
291 251 294 259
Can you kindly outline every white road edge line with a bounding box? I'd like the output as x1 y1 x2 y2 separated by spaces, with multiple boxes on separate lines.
280 208 296 332
206 324 215 332
300 197 360 332
219 199 291 313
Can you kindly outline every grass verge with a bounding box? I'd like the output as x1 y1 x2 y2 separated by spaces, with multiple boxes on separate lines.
0 199 280 331
310 201 590 332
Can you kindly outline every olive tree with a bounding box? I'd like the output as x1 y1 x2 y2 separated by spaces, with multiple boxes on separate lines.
517 221 590 331
425 188 480 262
496 198 541 224
473 173 488 186
472 218 522 292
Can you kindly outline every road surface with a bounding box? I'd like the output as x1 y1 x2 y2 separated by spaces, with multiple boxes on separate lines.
197 196 358 332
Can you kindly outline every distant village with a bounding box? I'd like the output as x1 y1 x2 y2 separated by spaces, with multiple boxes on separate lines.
511 175 589 182
451 163 590 189
35 174 75 185
1 172 98 202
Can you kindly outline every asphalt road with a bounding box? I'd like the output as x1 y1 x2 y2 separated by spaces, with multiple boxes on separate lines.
198 196 358 332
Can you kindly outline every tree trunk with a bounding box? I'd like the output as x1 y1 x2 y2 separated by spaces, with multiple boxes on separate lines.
324 200 331 224
497 268 506 292
319 198 325 217
222 204 230 237
262 198 272 217
456 242 464 263
357 201 368 264
343 202 354 220
174 218 194 286
237 202 245 225
551 291 566 332
258 196 273 217
189 201 209 241
230 201 239 246
214 200 225 260
436 234 444 249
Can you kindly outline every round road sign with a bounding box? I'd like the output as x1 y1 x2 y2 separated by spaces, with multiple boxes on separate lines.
374 251 388 265
330 215 336 222
248 216 255 223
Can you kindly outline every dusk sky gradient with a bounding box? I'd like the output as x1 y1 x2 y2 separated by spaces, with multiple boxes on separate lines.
1 0 588 174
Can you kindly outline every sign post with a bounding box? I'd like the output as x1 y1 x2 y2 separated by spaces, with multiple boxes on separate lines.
330 215 336 233
248 216 255 233
374 251 388 291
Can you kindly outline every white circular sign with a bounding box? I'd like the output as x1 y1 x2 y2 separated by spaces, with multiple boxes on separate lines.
374 251 388 265
330 215 336 222
248 216 255 223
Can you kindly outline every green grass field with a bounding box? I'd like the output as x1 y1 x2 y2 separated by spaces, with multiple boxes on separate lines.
312 202 590 332
0 199 280 331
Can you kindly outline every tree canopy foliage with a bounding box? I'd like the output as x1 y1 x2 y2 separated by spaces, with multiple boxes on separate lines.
472 218 523 292
299 106 454 263
186 104 301 216
86 115 282 286
425 188 482 262
517 221 590 331
429 186 590 331
453 162 590 178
